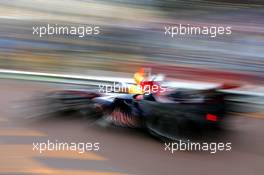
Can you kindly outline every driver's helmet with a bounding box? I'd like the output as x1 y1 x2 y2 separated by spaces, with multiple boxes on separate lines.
134 68 151 85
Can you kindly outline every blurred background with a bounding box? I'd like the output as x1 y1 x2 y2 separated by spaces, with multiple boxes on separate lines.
0 0 263 84
0 1 264 175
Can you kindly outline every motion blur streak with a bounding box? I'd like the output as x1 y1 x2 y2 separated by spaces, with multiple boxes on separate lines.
0 0 263 84
0 0 264 175
1 80 264 175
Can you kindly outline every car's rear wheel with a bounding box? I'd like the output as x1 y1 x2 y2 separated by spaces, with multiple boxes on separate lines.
145 115 197 142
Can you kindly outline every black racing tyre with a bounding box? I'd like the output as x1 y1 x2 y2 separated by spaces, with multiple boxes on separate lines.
44 91 102 119
78 103 104 119
145 115 196 142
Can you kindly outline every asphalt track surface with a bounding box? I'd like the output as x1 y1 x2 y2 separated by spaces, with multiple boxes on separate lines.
0 79 264 175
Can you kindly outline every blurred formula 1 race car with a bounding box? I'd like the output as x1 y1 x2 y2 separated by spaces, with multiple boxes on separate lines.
40 68 234 141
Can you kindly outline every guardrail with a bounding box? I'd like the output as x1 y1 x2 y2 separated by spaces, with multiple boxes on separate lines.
0 69 134 86
0 69 263 101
